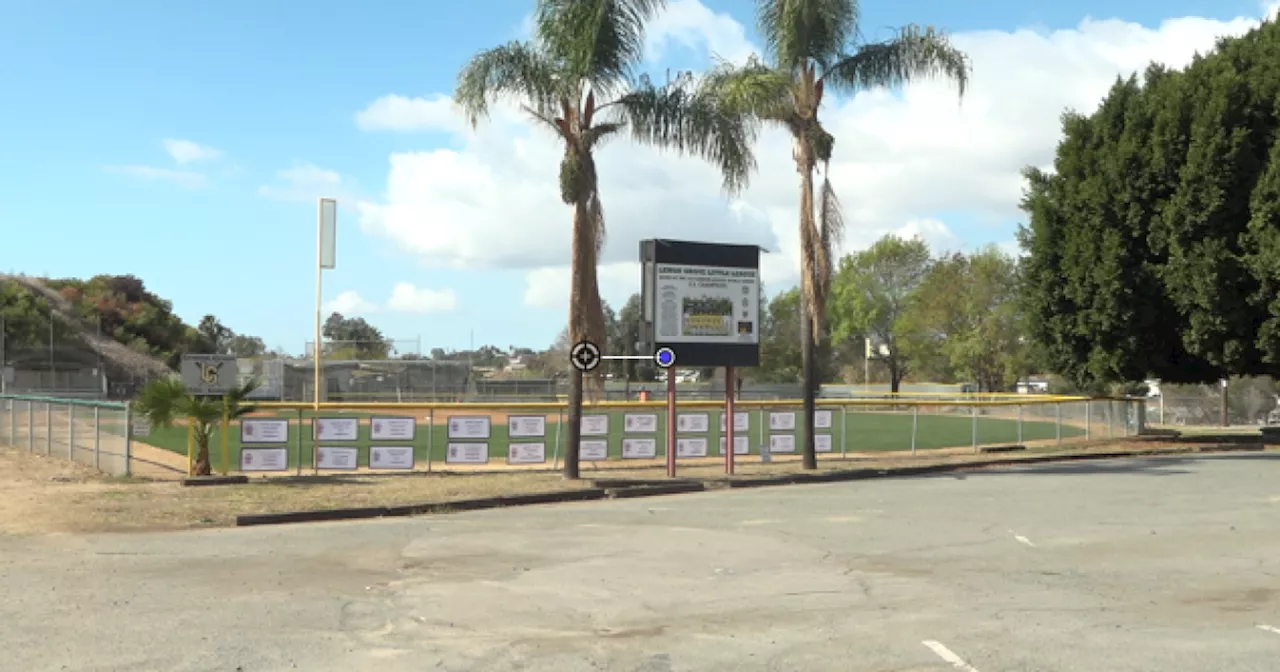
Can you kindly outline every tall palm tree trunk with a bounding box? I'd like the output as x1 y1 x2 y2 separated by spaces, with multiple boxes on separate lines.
563 181 603 480
195 441 212 476
797 148 819 470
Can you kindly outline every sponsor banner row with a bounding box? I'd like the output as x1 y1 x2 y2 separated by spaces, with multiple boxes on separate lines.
241 411 837 445
240 433 837 472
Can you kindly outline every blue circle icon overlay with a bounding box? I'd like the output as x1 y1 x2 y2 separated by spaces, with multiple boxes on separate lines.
654 347 676 369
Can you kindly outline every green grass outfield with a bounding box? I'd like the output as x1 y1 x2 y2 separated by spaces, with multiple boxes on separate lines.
132 407 1083 470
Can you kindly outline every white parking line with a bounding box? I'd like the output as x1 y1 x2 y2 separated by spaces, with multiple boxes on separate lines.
922 640 981 671
1009 530 1036 547
1257 624 1280 636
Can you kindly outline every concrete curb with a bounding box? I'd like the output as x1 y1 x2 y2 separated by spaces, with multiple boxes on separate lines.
182 475 249 487
236 488 608 527
233 445 1270 528
606 482 707 498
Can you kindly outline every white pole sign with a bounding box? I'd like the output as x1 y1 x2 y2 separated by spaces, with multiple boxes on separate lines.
719 412 749 432
447 416 491 439
316 446 358 471
580 415 609 436
508 442 546 464
370 417 416 441
241 447 289 471
653 264 759 343
314 417 360 442
241 418 289 444
369 446 415 470
676 413 709 433
508 416 547 438
446 443 489 464
769 412 797 431
769 434 796 453
621 438 657 459
580 440 609 461
720 435 750 455
676 437 708 457
623 413 658 433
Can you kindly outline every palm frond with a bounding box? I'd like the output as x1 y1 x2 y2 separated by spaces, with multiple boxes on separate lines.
535 0 665 98
757 0 857 72
224 378 261 420
814 169 844 328
133 377 187 428
821 25 970 97
611 72 758 195
455 41 564 127
702 56 795 123
583 121 625 149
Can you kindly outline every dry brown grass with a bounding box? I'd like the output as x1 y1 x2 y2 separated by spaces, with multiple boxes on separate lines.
0 444 592 535
0 436 1239 536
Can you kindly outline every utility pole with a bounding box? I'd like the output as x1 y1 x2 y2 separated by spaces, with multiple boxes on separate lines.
0 316 6 394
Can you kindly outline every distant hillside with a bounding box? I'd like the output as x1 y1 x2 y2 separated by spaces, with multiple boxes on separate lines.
0 273 185 378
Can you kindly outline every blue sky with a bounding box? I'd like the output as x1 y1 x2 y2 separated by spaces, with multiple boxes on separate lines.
0 0 1272 355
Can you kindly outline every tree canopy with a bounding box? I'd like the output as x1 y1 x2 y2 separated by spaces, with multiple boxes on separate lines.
1020 17 1280 386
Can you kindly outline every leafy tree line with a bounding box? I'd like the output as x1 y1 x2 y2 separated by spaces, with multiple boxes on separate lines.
1020 16 1280 391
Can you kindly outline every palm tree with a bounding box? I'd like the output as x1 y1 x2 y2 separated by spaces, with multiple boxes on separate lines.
455 0 758 479
134 377 260 476
710 0 970 469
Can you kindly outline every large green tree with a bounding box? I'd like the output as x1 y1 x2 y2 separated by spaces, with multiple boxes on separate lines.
1020 20 1280 400
711 0 969 468
909 247 1026 392
829 235 932 393
455 0 757 479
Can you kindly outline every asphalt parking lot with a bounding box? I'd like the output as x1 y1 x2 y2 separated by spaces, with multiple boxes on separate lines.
1 452 1278 671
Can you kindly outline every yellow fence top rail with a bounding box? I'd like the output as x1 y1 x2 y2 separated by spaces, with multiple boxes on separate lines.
249 393 1097 413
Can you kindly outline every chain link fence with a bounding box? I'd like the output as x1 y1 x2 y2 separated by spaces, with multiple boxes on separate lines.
0 394 133 475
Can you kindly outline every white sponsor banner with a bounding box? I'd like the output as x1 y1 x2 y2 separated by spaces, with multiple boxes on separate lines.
719 435 750 455
815 409 833 430
769 434 796 453
653 263 760 344
676 412 709 433
507 415 547 438
676 437 708 458
240 418 288 444
314 417 359 442
316 446 359 471
240 447 288 472
446 442 489 464
369 446 415 470
622 438 657 459
447 416 491 440
580 440 609 461
370 417 416 441
581 414 610 436
769 411 796 431
623 413 658 433
815 434 833 453
508 442 546 465
719 411 749 432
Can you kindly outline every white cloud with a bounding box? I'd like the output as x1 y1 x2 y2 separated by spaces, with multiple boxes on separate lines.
523 262 642 309
323 290 379 315
355 94 459 133
354 1 1279 315
162 138 222 164
646 0 756 64
387 282 458 313
258 163 345 202
105 164 208 189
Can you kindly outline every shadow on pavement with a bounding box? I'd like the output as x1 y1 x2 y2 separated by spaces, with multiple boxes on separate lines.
927 452 1280 480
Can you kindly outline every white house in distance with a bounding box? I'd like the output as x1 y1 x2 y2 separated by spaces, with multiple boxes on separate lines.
1016 376 1050 394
